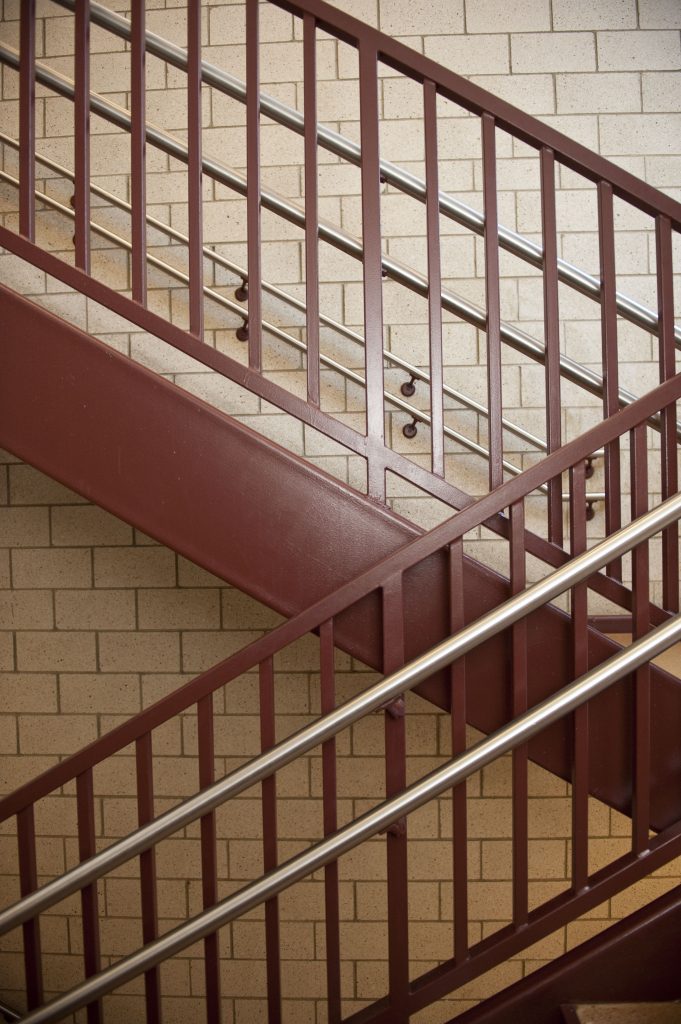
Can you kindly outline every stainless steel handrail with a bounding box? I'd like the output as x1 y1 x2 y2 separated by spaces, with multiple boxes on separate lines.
2 489 678 942
0 129 550 456
0 43 658 427
14 613 681 1024
51 0 681 348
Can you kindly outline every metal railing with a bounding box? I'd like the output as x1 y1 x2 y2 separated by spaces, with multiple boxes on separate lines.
0 146 609 502
1 361 680 1021
6 510 681 1022
0 38 648 420
49 0 681 349
4 487 677 941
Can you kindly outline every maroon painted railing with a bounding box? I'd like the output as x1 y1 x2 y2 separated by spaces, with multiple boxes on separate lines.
0 375 680 1020
1 1 681 1020
1 0 680 552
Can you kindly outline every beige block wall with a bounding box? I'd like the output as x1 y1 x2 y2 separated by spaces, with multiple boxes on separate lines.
1 0 681 1020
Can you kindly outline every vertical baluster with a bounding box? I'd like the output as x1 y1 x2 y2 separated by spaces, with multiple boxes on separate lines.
540 147 563 546
303 13 321 408
17 805 43 1010
130 0 147 304
481 113 503 491
655 215 679 613
320 619 341 1024
259 657 281 1020
76 770 102 1024
136 733 162 1024
423 79 444 478
246 0 263 371
74 0 91 273
382 575 409 1020
630 423 651 854
449 538 468 961
569 461 589 892
188 0 204 339
19 0 36 240
510 501 528 926
198 695 221 1023
358 40 386 502
598 181 622 578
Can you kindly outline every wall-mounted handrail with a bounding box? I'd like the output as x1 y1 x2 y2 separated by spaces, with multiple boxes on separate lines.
10 615 681 1023
0 43 668 437
50 0 681 348
0 129 550 456
1 488 678 942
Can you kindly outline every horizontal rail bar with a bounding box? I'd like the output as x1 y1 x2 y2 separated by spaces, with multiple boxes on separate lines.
50 0 681 346
16 608 681 1024
2 490 678 939
0 44 667 431
0 129 548 454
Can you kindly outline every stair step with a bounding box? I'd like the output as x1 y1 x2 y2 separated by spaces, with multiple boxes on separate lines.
564 1004 681 1024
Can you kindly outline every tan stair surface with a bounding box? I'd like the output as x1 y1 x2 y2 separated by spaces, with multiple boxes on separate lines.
570 1003 681 1024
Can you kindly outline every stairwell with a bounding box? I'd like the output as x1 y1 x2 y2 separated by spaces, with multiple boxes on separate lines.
0 0 681 1022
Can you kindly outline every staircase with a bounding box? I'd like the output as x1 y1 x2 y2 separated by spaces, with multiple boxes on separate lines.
0 0 680 1021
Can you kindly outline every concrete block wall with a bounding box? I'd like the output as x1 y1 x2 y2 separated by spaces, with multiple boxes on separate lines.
1 0 681 1020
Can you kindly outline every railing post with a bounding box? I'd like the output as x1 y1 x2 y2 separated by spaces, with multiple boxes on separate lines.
320 619 342 1024
382 575 409 1020
246 0 263 371
17 806 43 1010
188 0 204 340
259 657 282 1021
598 180 622 579
76 770 103 1024
541 147 563 546
630 423 651 855
74 0 91 273
481 113 503 492
358 39 386 502
423 79 445 478
569 460 589 893
656 215 679 613
130 0 147 304
303 13 321 408
449 538 469 962
19 0 35 241
198 695 222 1024
136 733 162 1024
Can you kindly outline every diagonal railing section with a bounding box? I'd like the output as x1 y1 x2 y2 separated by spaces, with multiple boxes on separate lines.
1 375 680 1021
1 0 680 548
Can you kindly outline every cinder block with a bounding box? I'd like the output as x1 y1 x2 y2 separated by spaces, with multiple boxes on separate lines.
16 630 97 672
99 631 181 673
597 30 681 71
466 0 550 33
424 35 510 76
511 33 596 73
552 0 636 30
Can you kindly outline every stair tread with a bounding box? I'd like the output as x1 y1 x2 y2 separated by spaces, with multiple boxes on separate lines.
566 1003 681 1024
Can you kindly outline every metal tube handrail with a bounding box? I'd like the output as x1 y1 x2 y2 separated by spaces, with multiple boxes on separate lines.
2 489 678 941
51 0 681 347
0 43 661 431
15 608 681 1024
0 128 550 456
